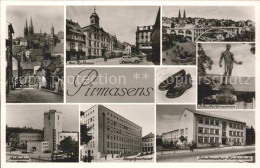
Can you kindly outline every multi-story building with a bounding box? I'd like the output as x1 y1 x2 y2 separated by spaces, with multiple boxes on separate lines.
162 109 246 148
82 9 115 59
9 132 43 147
58 132 79 143
44 109 63 152
136 25 153 57
141 132 154 152
66 19 86 62
81 105 142 158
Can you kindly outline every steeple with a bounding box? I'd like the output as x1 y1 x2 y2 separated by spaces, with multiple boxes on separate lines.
183 9 186 19
90 6 100 27
29 17 34 36
24 18 29 37
178 9 181 19
51 24 54 35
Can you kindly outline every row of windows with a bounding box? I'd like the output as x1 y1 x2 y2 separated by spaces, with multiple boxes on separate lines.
229 123 244 129
106 133 140 144
106 126 140 140
107 141 140 150
229 138 244 143
106 118 140 136
142 138 154 142
198 136 219 143
68 34 85 41
88 34 113 43
229 131 244 137
198 117 219 126
70 43 83 51
20 135 43 139
198 127 219 135
142 143 153 146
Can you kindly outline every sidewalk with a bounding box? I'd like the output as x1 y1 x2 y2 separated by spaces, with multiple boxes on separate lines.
157 145 255 155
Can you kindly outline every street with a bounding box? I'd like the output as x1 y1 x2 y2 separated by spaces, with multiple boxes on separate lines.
6 88 63 103
96 57 154 65
157 146 255 162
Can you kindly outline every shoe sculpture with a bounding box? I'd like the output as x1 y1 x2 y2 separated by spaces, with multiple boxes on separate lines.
166 73 192 98
158 69 186 91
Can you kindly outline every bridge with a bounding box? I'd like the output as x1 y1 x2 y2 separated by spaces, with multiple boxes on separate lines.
165 26 248 42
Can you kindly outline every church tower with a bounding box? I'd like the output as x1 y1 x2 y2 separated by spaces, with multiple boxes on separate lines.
183 9 187 24
51 24 54 35
90 7 100 27
29 17 34 36
24 19 29 37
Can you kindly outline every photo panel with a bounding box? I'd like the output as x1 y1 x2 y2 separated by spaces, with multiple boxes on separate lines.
80 104 155 162
6 104 79 163
156 104 255 162
162 6 255 65
6 6 64 103
66 6 160 66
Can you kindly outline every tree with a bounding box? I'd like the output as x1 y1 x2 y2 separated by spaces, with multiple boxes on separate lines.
179 136 187 149
80 124 93 146
59 136 79 162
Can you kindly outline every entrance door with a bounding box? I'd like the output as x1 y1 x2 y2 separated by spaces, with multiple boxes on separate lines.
222 138 226 145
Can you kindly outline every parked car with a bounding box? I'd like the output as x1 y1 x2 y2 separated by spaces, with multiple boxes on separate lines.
119 56 141 64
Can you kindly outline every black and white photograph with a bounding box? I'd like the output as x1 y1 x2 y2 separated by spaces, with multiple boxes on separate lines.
66 6 160 65
6 105 79 162
6 6 64 103
156 67 196 103
197 43 255 109
80 104 155 162
162 6 255 65
156 105 255 162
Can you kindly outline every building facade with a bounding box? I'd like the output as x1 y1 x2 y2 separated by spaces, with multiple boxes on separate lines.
9 132 43 148
141 132 154 152
66 19 86 62
162 109 246 148
82 9 115 59
27 141 49 152
81 105 142 158
58 132 79 143
136 25 153 57
44 110 63 152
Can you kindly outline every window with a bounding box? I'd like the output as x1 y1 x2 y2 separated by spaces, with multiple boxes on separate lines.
215 137 219 143
198 117 203 124
198 127 203 134
215 120 219 126
229 123 233 128
233 131 236 136
215 129 219 135
70 43 75 50
210 128 214 134
210 137 214 143
205 118 209 125
210 119 214 125
229 131 232 136
198 136 203 143
204 137 209 143
241 132 244 137
78 44 82 51
205 128 209 134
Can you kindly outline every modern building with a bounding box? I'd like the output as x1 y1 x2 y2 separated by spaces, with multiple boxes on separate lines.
9 132 43 148
141 132 154 152
81 105 142 159
82 8 115 59
58 132 79 143
66 19 86 62
44 109 63 152
161 109 246 148
27 141 49 152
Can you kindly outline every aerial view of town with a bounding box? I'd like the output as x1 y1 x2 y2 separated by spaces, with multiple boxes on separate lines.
162 6 255 65
6 6 64 103
66 6 160 65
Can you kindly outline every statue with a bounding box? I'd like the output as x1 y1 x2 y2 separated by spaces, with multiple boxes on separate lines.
219 44 242 84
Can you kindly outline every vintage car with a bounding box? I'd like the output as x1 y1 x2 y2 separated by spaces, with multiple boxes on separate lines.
119 56 142 64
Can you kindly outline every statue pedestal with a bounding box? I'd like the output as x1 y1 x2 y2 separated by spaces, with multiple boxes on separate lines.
216 84 236 104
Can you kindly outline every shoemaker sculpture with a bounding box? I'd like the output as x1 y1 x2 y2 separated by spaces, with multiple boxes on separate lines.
158 69 192 98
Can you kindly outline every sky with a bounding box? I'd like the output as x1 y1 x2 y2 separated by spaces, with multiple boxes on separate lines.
7 6 64 38
156 105 255 136
67 6 159 45
202 43 255 77
81 104 155 136
6 105 79 132
163 6 255 22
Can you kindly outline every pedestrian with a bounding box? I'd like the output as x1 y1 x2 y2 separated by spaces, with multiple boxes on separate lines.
105 154 107 160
